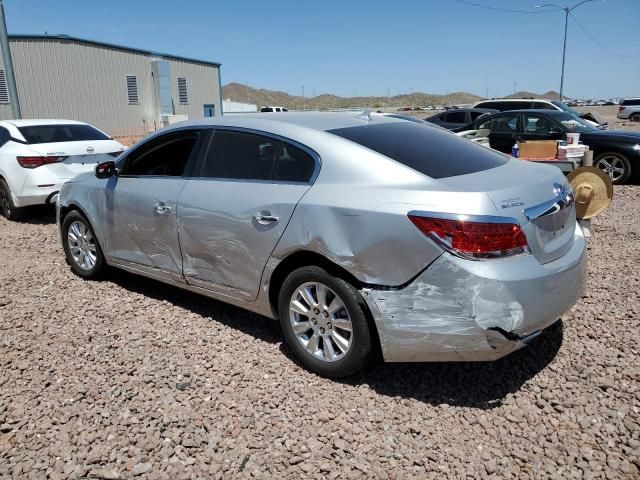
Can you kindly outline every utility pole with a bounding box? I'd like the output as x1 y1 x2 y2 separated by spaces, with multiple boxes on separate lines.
302 85 305 111
536 0 599 101
246 83 249 104
514 82 517 95
0 0 21 118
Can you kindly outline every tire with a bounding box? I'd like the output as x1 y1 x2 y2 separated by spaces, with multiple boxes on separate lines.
278 266 373 378
61 210 106 279
0 178 24 221
630 113 640 122
594 152 631 184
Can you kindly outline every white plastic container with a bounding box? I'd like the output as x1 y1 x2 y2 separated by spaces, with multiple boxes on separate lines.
567 133 580 145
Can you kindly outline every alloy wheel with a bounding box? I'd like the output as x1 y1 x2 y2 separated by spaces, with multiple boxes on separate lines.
289 282 353 362
67 220 97 270
596 155 626 183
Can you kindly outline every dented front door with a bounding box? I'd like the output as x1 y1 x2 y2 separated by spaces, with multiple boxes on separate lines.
108 176 187 282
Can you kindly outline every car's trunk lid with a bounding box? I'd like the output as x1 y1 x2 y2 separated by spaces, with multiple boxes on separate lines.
25 140 125 178
439 160 576 264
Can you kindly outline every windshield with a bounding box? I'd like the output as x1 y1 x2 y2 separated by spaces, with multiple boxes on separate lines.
551 100 584 118
554 113 597 133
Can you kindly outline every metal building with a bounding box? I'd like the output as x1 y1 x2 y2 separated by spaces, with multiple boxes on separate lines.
0 34 222 136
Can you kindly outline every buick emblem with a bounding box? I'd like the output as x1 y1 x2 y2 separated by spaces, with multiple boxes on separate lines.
86 146 94 154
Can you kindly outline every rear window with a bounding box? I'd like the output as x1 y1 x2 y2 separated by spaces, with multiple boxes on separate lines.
18 124 110 144
328 122 507 179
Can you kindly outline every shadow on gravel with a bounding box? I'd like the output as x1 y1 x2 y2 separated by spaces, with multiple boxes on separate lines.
14 205 56 224
107 268 563 409
107 269 283 345
340 320 564 409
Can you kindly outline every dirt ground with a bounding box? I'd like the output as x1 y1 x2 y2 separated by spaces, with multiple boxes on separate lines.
0 182 638 478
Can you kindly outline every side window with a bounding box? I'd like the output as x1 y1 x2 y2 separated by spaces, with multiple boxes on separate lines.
445 111 466 123
470 111 486 121
503 101 529 111
201 130 280 180
533 102 553 110
524 115 552 133
476 102 496 110
273 143 316 182
491 115 519 133
121 130 199 176
477 119 492 130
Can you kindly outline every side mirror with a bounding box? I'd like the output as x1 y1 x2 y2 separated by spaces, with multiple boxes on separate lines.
95 160 117 179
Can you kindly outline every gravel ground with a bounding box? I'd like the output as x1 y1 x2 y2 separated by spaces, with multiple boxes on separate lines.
0 187 638 479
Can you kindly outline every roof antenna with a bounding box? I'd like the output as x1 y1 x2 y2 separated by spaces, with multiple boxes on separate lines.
356 109 372 121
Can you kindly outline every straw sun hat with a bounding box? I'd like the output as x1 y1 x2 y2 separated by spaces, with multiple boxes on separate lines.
567 167 613 219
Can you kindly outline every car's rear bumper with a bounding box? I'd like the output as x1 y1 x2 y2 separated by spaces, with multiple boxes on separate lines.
616 112 630 119
361 225 586 362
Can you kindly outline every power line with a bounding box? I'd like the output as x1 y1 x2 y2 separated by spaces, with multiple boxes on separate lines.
569 13 640 59
452 0 553 14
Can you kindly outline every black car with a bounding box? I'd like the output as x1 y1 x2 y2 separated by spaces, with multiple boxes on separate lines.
424 108 497 132
466 110 640 184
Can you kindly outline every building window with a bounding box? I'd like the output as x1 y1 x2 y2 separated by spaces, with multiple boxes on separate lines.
0 70 9 104
177 77 188 105
126 75 139 105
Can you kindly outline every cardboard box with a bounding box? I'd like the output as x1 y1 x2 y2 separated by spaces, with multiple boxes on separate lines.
518 140 558 160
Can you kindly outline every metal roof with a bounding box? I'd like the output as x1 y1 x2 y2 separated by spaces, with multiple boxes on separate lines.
8 34 221 67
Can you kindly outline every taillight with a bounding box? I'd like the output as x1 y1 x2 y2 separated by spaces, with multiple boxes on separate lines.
408 214 529 259
16 156 67 169
619 106 625 112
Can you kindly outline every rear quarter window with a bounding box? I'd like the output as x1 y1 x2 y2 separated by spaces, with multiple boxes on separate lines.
18 124 110 144
329 122 507 179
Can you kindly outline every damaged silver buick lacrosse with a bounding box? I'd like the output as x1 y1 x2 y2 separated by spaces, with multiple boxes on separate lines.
57 112 586 377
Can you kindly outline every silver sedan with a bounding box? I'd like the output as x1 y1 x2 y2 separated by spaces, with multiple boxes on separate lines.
57 113 586 377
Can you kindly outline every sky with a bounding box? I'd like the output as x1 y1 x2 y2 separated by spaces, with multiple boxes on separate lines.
6 0 640 99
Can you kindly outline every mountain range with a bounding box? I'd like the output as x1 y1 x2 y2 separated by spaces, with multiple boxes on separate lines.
222 83 565 110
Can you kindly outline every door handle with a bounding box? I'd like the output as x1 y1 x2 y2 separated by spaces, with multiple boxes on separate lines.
253 213 279 225
154 203 172 215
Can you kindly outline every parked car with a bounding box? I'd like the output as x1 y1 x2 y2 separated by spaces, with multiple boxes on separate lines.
0 119 125 220
260 106 288 112
424 108 497 132
57 113 586 377
617 98 640 122
473 98 607 129
466 110 640 183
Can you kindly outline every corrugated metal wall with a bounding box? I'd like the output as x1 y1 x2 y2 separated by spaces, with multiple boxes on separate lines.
0 38 221 137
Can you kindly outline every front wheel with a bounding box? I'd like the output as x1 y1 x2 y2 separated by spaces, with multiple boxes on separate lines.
61 210 106 279
278 266 373 378
595 152 631 184
0 178 24 221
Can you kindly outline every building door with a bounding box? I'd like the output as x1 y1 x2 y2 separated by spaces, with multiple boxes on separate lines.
203 104 216 117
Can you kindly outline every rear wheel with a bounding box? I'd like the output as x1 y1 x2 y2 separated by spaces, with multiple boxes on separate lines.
595 152 631 184
278 266 373 378
61 210 105 279
630 113 640 122
0 178 24 221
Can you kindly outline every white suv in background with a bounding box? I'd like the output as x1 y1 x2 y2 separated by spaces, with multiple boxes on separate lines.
617 98 640 121
0 119 125 220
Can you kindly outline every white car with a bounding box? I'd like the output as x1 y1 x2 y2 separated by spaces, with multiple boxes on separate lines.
0 119 125 220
